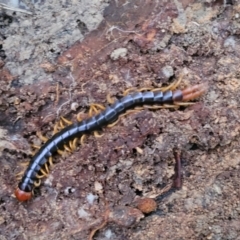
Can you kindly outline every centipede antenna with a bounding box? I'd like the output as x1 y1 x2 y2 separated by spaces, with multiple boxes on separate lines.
37 131 49 143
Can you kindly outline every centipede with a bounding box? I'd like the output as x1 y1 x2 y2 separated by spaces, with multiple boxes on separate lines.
15 79 208 201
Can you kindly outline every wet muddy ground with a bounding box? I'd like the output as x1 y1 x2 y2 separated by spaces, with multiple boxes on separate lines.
0 0 240 239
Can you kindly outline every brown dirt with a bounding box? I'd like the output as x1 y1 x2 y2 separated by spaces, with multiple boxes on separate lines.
0 0 240 239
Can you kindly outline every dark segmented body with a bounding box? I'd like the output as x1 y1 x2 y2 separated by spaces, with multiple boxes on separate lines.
18 90 183 194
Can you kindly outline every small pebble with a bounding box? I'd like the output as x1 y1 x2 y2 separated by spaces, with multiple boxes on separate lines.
137 198 157 214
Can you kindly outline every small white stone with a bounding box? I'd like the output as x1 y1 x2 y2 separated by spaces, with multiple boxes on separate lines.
104 229 113 239
162 65 174 78
110 48 128 60
86 193 98 205
78 207 90 219
94 181 103 193
71 102 79 111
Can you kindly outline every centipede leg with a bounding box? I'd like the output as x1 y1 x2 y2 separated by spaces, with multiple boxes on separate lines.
89 103 105 116
69 138 78 151
57 148 64 155
30 144 41 155
32 144 40 149
52 121 60 134
49 156 53 166
61 116 73 125
19 162 29 167
16 171 25 180
94 131 104 137
63 144 72 152
40 168 48 177
59 119 66 129
80 135 86 145
77 111 85 122
107 109 141 128
123 76 183 96
89 104 105 137
123 87 138 96
34 179 41 187
174 102 195 106
142 104 179 110
44 163 50 174
107 118 120 128
106 93 115 104
36 173 46 179
37 131 49 143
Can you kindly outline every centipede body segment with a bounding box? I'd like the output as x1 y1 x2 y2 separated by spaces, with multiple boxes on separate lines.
15 82 208 201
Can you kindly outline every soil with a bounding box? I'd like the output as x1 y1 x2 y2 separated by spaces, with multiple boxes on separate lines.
0 0 240 239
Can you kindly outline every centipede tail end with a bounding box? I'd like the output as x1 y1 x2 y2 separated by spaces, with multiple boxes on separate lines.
181 82 208 102
15 188 32 201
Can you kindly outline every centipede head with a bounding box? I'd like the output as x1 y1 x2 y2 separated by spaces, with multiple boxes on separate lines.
14 188 32 201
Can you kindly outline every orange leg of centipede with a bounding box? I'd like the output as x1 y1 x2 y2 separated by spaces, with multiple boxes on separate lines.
56 148 64 155
88 103 105 138
107 109 141 128
53 120 76 152
15 171 25 180
69 138 78 151
48 156 53 166
57 117 79 152
106 93 115 104
40 167 48 176
123 75 183 96
52 116 73 135
37 131 49 143
34 179 41 187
